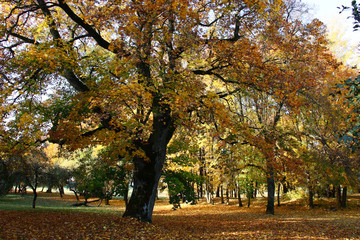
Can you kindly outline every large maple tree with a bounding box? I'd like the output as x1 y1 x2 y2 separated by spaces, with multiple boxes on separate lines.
0 0 340 222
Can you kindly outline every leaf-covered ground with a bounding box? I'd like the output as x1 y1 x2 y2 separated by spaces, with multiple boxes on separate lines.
0 193 360 239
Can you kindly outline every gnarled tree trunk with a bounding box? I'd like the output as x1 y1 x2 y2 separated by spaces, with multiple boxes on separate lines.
123 110 175 223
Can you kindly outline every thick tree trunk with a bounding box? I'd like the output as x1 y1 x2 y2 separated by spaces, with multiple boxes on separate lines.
122 154 164 222
266 168 275 215
122 111 174 223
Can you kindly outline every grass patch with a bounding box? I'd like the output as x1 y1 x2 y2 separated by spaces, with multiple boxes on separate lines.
0 192 124 214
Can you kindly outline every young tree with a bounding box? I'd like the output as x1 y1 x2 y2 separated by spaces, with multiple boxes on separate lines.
18 148 49 208
70 147 130 206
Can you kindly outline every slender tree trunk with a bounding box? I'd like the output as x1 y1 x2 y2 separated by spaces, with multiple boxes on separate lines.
336 185 342 209
21 186 27 195
74 191 79 201
238 187 243 207
308 185 314 209
341 186 347 208
277 183 281 206
266 168 275 215
199 148 204 198
220 185 224 204
29 182 38 209
282 178 288 194
59 186 64 198
253 181 257 198
46 186 52 193
331 185 336 198
32 188 37 209
226 188 229 204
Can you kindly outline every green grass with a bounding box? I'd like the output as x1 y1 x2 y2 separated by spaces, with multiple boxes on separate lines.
0 194 70 210
0 192 126 214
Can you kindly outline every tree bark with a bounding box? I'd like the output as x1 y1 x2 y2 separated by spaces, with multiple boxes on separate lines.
220 185 224 204
226 188 230 204
199 148 204 198
253 181 258 198
341 186 347 208
32 188 37 209
238 186 243 207
124 185 129 209
46 187 52 193
59 186 64 198
336 185 342 209
277 183 281 206
282 178 288 194
122 110 175 223
266 168 275 214
122 153 164 222
308 185 314 209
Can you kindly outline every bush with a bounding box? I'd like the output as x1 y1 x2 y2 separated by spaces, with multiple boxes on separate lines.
282 188 307 202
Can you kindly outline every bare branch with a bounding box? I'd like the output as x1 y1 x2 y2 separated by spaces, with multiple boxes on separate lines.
57 0 111 50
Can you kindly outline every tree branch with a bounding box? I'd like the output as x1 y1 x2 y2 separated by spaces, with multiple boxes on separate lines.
57 0 110 50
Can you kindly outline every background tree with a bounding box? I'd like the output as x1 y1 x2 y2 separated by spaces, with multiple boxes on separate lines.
70 147 130 206
17 148 50 208
0 158 14 196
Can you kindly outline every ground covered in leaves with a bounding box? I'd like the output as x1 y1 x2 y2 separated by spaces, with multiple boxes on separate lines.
0 193 360 239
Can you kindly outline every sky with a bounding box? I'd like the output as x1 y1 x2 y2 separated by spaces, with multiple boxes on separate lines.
301 0 360 65
301 0 360 42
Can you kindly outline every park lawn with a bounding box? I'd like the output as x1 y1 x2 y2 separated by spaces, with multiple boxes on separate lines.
0 193 359 239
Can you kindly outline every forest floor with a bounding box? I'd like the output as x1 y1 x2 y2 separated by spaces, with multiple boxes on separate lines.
0 192 360 239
